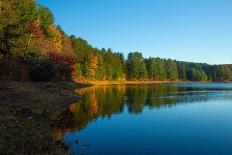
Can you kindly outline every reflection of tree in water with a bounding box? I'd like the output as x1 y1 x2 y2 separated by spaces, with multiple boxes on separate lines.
147 85 179 108
53 84 232 137
95 85 125 118
126 85 148 113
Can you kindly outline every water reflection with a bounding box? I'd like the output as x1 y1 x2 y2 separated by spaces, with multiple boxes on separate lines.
53 83 232 138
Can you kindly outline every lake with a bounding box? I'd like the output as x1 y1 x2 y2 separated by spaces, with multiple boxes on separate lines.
54 83 232 155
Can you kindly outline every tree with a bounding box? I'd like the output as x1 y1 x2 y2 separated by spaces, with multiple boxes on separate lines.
177 62 187 81
88 54 98 79
70 35 94 79
213 65 232 81
146 57 166 80
165 59 179 80
37 5 54 35
48 24 62 52
0 0 37 57
126 52 147 80
1 0 231 82
96 53 105 80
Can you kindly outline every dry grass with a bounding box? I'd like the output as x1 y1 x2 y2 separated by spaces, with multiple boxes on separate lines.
86 80 185 85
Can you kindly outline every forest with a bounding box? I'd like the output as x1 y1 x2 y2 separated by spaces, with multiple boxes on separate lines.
1 0 232 82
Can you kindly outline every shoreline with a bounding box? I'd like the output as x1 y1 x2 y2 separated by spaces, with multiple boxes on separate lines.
81 80 231 86
1 80 231 154
0 81 89 154
87 80 181 85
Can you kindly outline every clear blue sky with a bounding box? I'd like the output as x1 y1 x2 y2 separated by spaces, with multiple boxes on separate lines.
38 0 232 64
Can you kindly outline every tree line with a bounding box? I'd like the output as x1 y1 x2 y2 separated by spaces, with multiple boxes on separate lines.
1 0 231 82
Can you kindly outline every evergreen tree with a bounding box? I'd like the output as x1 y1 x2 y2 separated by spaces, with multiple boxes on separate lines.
146 57 166 80
165 59 179 80
126 52 148 80
177 62 187 81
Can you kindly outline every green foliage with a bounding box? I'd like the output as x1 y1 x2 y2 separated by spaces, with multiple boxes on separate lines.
177 62 187 81
82 61 91 79
95 53 105 80
70 35 92 61
146 57 166 80
70 36 125 80
0 0 37 56
103 49 124 80
75 63 83 77
212 65 232 81
187 68 208 81
165 59 179 80
126 52 147 80
37 5 54 36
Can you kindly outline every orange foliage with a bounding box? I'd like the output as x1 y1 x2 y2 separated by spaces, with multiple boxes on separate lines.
62 35 74 54
27 21 43 38
36 38 57 56
90 88 98 115
68 103 78 113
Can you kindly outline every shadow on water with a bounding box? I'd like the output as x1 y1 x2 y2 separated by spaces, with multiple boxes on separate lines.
52 83 232 154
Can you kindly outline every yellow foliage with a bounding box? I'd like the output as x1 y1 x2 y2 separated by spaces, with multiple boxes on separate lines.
48 24 62 52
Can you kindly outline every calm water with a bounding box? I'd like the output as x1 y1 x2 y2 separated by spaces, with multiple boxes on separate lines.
55 83 232 155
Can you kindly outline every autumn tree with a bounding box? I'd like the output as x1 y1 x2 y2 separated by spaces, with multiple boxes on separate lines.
48 24 62 52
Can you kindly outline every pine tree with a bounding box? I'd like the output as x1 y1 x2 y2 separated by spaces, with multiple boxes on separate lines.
165 59 179 80
126 52 147 80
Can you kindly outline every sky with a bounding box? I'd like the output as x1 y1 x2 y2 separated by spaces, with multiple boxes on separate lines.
37 0 232 64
